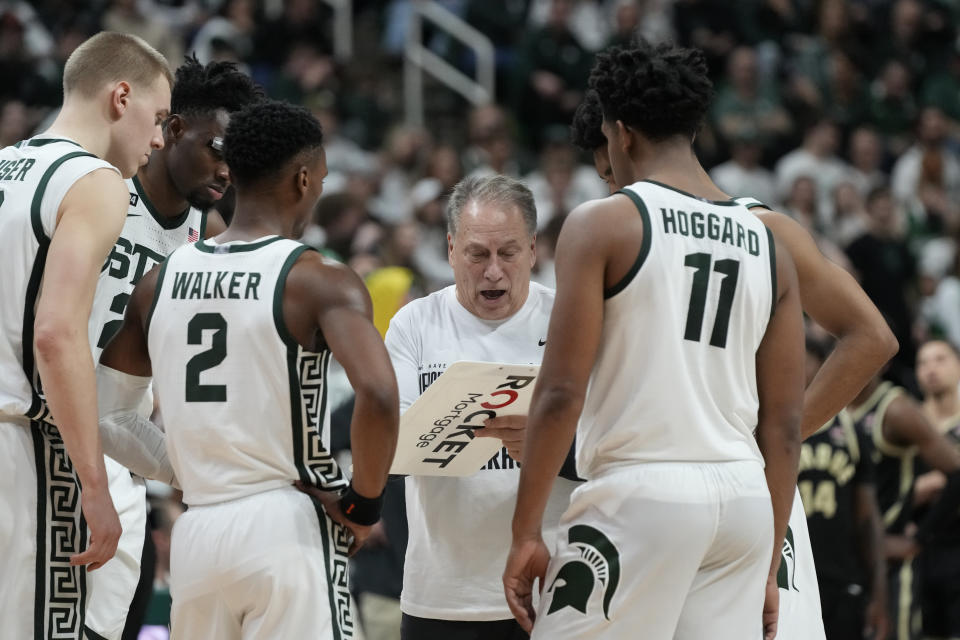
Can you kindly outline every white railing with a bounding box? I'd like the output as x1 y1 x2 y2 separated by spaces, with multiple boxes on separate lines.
404 0 495 127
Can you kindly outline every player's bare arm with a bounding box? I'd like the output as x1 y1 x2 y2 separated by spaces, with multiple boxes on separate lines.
754 236 804 640
882 395 960 544
853 482 889 639
34 168 127 571
757 211 898 438
285 251 399 554
504 195 637 632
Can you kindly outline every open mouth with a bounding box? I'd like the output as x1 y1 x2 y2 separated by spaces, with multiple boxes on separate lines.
480 290 506 300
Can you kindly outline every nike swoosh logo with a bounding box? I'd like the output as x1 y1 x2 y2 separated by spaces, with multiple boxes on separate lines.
538 339 546 346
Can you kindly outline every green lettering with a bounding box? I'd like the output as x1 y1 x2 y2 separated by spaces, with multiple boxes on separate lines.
244 272 261 300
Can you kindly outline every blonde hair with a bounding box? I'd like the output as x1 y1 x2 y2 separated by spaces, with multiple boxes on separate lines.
63 32 172 98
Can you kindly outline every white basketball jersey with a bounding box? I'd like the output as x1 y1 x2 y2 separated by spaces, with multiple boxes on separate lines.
89 175 205 360
0 136 117 420
147 236 347 506
577 180 777 478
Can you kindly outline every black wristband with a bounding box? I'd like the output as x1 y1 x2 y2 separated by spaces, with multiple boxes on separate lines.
339 484 384 526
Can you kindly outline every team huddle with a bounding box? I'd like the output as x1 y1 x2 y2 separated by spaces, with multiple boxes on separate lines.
1 29 958 640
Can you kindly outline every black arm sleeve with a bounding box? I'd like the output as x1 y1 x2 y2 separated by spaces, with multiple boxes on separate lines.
558 438 584 482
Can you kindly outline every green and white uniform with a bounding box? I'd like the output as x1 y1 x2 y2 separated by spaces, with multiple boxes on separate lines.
533 181 780 639
85 176 204 640
735 196 826 640
0 136 118 640
147 236 353 639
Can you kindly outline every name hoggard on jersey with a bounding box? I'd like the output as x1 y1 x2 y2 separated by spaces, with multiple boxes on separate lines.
659 207 762 257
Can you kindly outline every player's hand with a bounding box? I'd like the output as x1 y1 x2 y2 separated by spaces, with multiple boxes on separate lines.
884 533 920 560
476 415 526 463
294 481 372 557
762 574 779 640
503 534 550 633
864 594 889 639
71 485 121 571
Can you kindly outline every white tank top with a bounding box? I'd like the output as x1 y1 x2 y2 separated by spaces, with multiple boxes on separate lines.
0 136 117 419
577 180 777 478
147 236 346 505
89 175 204 360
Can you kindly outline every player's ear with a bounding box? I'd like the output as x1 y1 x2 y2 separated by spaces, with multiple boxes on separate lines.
616 120 632 154
109 81 131 120
165 115 185 142
296 165 309 198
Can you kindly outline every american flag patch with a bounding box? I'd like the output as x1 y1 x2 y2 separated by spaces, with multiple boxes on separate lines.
188 227 199 242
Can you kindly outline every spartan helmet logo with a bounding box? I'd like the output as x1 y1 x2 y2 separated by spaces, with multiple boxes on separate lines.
777 525 799 592
546 525 621 620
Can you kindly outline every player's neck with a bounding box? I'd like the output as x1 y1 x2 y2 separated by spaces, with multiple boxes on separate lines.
926 390 960 423
634 143 728 202
220 195 296 241
138 155 190 218
43 101 111 160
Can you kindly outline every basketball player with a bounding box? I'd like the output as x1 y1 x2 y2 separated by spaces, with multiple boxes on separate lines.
571 76 898 640
504 42 804 639
385 174 579 640
0 32 170 640
848 368 960 640
85 56 262 640
98 100 399 639
800 338 888 640
914 340 960 640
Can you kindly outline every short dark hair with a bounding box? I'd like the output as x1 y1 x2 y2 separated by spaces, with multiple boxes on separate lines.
570 90 606 152
589 41 713 142
224 100 324 186
170 55 263 118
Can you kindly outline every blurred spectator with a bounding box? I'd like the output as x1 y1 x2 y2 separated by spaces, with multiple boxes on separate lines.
846 186 917 374
783 174 818 231
463 104 522 177
673 0 738 79
314 192 374 262
846 125 886 197
0 8 58 106
712 45 792 154
270 41 336 104
189 0 254 64
922 45 960 130
512 0 592 148
867 59 918 155
102 0 183 66
829 181 869 247
369 124 433 224
523 139 607 232
252 0 331 67
0 100 31 147
710 128 779 206
409 177 454 290
918 238 960 348
892 107 960 240
528 0 609 52
424 144 463 194
871 0 926 79
775 119 851 227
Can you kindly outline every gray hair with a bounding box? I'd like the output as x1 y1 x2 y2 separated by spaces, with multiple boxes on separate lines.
446 174 537 237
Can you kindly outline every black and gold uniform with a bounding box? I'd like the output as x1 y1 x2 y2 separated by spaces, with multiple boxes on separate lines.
918 413 960 640
800 411 876 639
852 382 921 640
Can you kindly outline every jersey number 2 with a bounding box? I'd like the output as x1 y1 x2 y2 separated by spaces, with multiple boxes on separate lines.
186 312 227 402
684 253 740 349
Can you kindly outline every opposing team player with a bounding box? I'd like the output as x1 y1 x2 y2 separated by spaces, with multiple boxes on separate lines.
86 55 262 640
799 338 888 640
571 72 898 640
98 100 399 639
0 32 170 640
848 367 960 640
913 340 960 640
504 42 805 639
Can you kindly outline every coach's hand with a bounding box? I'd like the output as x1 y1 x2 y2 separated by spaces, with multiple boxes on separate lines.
762 574 779 640
476 415 527 463
295 482 372 557
503 534 550 633
71 485 121 571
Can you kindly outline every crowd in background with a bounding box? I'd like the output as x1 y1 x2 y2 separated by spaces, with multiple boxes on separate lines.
4 0 960 637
